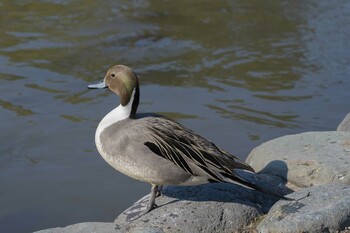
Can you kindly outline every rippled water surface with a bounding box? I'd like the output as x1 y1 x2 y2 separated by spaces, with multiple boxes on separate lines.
1 1 350 232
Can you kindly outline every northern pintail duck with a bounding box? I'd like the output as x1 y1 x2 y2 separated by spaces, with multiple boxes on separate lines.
88 65 291 214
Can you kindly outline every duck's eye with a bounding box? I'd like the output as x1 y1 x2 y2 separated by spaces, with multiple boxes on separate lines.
111 73 116 77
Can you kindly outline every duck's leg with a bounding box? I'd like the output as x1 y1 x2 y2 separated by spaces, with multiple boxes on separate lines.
144 184 159 214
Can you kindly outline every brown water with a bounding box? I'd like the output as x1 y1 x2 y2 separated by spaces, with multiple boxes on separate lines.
1 1 350 232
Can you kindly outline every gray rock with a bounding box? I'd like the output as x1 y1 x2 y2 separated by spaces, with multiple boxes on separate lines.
114 181 286 233
246 131 350 188
34 222 114 233
257 184 350 233
32 172 293 233
338 113 350 132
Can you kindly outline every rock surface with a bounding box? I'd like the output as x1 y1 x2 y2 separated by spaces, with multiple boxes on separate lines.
114 182 284 233
338 113 350 132
257 184 350 233
246 131 350 188
34 222 114 233
36 172 291 233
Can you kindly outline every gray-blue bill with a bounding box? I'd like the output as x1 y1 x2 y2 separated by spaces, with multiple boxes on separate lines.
87 80 107 89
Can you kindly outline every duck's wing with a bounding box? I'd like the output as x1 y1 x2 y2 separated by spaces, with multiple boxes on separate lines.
140 116 254 183
133 116 292 200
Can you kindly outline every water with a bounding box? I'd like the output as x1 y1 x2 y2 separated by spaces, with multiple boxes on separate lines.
1 1 349 232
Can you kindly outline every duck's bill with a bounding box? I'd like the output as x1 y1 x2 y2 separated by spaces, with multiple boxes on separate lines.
87 80 108 89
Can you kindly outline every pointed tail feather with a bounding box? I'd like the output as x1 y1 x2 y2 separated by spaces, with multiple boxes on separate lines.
225 173 294 201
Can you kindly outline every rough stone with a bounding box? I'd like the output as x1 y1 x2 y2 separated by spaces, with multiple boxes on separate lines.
257 184 350 233
32 173 293 233
114 180 287 233
246 131 350 188
338 113 350 132
34 222 114 233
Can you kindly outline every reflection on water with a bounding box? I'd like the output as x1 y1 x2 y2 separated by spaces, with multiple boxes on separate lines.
207 98 299 129
155 112 199 120
254 94 313 102
60 114 88 123
25 83 68 94
1 0 350 232
0 99 35 116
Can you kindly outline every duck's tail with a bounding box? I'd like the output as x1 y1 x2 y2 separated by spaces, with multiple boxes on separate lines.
224 172 294 201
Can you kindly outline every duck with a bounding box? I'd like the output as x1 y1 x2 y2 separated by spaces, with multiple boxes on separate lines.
88 64 292 214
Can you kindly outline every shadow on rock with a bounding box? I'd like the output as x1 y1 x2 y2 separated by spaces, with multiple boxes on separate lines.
164 160 292 208
259 159 289 179
116 160 294 229
257 159 294 193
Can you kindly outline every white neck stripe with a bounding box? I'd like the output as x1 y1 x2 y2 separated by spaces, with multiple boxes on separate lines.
96 88 135 137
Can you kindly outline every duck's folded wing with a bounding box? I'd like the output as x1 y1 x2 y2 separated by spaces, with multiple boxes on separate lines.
142 116 254 182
